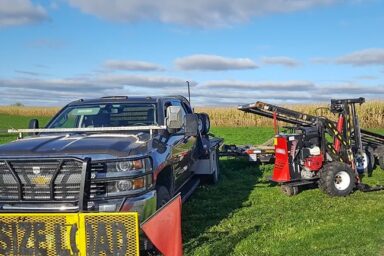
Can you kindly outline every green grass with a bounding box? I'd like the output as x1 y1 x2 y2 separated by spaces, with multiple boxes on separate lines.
210 127 275 145
1 115 384 255
183 127 384 256
0 113 51 144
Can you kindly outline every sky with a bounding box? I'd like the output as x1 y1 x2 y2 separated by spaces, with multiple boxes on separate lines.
0 0 383 107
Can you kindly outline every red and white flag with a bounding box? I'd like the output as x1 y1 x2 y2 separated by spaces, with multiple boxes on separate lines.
141 194 183 256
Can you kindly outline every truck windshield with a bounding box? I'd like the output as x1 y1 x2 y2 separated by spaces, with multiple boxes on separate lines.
48 103 157 128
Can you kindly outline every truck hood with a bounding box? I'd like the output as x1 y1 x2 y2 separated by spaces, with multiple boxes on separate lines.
0 133 150 159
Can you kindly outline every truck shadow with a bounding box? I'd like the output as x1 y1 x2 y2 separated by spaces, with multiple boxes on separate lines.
182 158 266 254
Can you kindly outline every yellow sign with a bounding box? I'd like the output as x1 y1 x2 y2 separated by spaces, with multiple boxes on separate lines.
0 212 139 256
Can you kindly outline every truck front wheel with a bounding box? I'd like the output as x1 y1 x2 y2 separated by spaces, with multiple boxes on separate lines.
156 185 171 209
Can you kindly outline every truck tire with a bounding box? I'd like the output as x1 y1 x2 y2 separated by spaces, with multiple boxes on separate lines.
208 149 220 184
144 186 169 256
319 162 355 197
197 113 210 135
280 185 299 196
156 185 171 209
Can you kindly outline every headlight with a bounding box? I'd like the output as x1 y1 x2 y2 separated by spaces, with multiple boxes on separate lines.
93 158 150 179
115 160 144 172
104 175 152 197
90 158 153 199
111 159 146 173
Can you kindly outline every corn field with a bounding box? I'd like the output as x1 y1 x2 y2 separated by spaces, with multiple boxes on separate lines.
196 100 384 129
0 101 383 129
0 106 60 117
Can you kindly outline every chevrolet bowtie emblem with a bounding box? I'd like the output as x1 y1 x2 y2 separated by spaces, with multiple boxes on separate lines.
32 175 50 185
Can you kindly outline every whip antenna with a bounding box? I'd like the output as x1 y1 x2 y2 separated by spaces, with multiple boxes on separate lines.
186 81 191 104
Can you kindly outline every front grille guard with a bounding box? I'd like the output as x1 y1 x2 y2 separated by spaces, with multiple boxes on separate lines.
0 157 91 212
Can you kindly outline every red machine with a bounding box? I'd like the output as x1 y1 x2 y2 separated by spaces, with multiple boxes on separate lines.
239 98 384 196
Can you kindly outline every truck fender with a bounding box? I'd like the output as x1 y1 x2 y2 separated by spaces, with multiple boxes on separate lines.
153 165 174 194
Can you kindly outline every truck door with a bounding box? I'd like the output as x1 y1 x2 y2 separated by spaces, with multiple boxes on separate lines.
165 100 196 189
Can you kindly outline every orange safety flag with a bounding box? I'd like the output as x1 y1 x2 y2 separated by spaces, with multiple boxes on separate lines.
141 194 183 256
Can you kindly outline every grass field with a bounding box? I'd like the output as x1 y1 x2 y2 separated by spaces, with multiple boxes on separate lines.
0 113 51 144
1 114 384 255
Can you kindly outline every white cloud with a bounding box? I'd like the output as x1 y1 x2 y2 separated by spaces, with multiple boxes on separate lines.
201 80 314 91
175 55 258 71
14 70 42 77
0 74 193 92
0 74 196 105
0 0 48 27
261 56 300 67
97 74 196 87
67 0 337 28
27 38 66 49
354 75 377 81
104 60 165 71
335 48 384 66
0 78 112 92
1 75 382 107
318 83 384 95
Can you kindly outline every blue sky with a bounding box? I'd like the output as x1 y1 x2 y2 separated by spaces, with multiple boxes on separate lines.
0 0 383 106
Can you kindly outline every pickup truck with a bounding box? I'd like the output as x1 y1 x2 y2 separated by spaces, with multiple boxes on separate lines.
0 95 222 255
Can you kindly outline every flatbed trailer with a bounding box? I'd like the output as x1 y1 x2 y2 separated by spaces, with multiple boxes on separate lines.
219 138 275 163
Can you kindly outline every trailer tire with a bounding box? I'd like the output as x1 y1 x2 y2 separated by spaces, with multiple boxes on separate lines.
156 185 171 209
280 185 299 196
377 155 384 171
364 149 376 177
197 113 210 135
208 149 220 184
319 162 355 197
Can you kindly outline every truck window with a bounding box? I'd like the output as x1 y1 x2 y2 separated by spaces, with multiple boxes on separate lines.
48 103 157 128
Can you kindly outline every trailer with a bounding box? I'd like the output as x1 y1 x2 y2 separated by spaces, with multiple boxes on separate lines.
219 138 275 164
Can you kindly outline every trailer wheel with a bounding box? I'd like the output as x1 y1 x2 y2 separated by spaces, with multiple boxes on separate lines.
280 185 299 196
319 162 355 197
208 149 220 184
197 113 210 135
379 155 384 171
156 185 171 209
357 149 375 176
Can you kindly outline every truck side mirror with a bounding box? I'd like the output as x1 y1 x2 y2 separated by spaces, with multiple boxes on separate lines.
184 114 198 137
28 119 39 135
166 106 183 129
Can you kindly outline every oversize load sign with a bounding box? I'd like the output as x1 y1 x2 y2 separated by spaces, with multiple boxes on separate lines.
0 212 139 256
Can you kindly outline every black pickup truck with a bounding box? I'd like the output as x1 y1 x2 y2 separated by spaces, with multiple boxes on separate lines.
0 95 222 253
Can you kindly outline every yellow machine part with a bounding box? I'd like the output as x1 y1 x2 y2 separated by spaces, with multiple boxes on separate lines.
0 212 139 256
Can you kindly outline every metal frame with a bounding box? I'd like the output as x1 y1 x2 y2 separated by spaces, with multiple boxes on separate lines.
0 157 89 212
8 125 166 134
